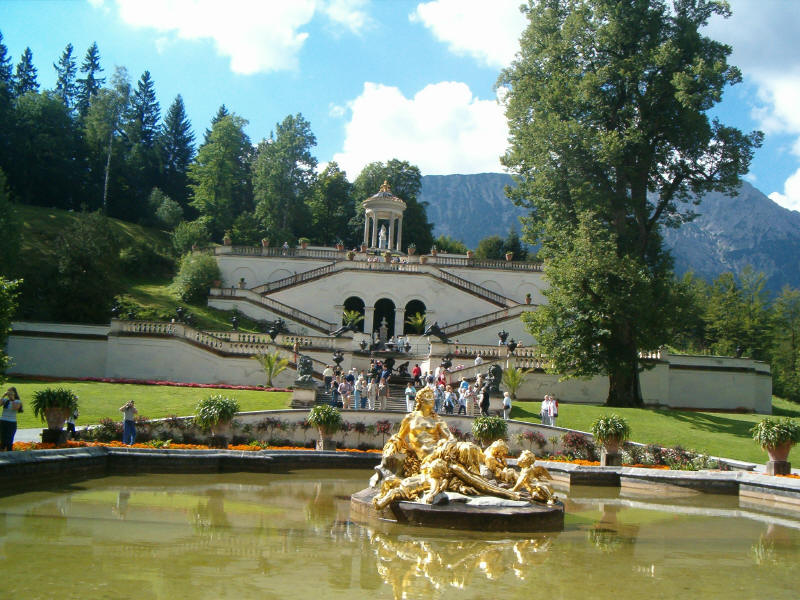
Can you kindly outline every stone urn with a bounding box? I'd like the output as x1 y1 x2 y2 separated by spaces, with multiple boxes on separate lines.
361 244 368 252
223 235 232 246
261 238 270 248
408 245 416 255
317 426 337 451
466 250 474 259
505 252 514 262
600 439 622 466
209 420 232 448
766 441 793 463
525 293 532 304
419 255 428 264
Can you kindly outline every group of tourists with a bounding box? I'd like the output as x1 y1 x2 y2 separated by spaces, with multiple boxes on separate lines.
322 360 394 410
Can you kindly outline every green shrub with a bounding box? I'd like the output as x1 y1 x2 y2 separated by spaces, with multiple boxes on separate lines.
194 395 240 430
31 387 78 428
591 414 631 444
172 219 211 255
751 418 800 449
154 196 184 229
171 253 221 303
307 404 342 434
472 416 507 444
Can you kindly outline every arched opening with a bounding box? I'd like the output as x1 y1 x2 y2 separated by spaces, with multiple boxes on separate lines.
403 299 427 335
373 298 396 340
342 296 365 333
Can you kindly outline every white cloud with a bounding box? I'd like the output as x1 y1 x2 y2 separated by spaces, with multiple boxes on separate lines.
706 1 800 208
321 0 371 34
95 0 369 75
769 168 800 212
332 81 508 177
411 0 527 69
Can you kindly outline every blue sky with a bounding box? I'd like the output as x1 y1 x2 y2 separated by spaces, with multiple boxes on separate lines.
2 0 800 211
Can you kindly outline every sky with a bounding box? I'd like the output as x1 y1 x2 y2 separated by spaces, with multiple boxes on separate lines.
2 0 800 211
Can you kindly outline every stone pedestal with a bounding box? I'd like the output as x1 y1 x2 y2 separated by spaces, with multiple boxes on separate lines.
290 387 316 408
41 429 67 445
766 460 791 476
316 437 336 451
600 449 622 467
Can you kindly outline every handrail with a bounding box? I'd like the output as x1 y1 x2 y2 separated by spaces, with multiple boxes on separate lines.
441 305 534 335
434 269 513 307
252 262 337 294
211 288 336 332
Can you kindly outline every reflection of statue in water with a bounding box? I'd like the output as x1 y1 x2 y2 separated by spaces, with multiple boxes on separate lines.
371 387 554 508
294 355 314 387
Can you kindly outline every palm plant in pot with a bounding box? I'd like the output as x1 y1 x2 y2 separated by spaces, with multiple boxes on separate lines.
472 416 508 448
307 404 342 451
195 394 240 448
751 417 800 473
32 387 78 444
591 414 631 466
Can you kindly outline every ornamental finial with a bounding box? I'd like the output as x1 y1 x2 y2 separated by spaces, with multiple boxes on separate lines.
380 180 391 193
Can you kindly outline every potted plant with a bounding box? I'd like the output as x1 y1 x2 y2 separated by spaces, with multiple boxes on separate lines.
335 240 344 251
346 250 356 260
419 255 428 264
466 249 474 259
751 417 800 473
223 231 232 246
307 404 342 451
384 250 392 262
505 251 514 261
472 416 508 447
195 394 240 448
32 387 78 444
298 237 310 249
407 243 416 255
261 237 270 248
525 292 532 304
360 243 368 252
430 245 438 256
591 414 631 465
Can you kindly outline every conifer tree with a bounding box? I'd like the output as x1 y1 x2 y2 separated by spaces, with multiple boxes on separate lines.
76 42 105 116
159 94 195 211
53 43 77 109
127 70 160 147
13 47 39 96
0 32 12 94
203 104 229 143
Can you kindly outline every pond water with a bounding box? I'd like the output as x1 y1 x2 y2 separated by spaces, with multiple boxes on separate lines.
1 469 798 599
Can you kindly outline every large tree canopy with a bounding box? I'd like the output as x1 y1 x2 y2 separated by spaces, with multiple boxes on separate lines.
500 0 761 406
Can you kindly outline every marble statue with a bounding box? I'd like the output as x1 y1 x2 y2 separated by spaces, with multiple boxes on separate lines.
378 225 387 249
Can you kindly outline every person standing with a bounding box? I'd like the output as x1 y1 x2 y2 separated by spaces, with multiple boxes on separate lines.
480 381 491 417
120 400 138 445
323 365 334 390
551 396 559 427
443 385 456 415
367 377 378 410
433 384 444 414
540 395 552 426
338 378 352 410
457 377 469 415
404 382 416 412
66 407 79 438
502 392 512 420
1 387 23 451
378 377 390 410
411 364 422 386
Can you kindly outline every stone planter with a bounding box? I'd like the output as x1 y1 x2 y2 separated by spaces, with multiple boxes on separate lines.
525 294 532 304
505 252 513 262
408 246 416 255
336 244 344 251
41 428 67 445
209 420 232 448
300 241 308 249
316 427 337 451
420 255 428 264
766 441 793 475
600 439 622 466
261 238 269 248
466 250 474 259
223 237 232 246
44 408 70 431
361 244 367 252
346 251 356 260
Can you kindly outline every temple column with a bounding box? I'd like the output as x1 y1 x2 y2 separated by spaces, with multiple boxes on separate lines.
363 306 375 335
362 213 369 247
388 216 396 252
396 216 403 252
371 214 378 248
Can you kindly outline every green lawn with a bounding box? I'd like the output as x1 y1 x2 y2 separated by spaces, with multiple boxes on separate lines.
7 378 291 429
512 396 800 464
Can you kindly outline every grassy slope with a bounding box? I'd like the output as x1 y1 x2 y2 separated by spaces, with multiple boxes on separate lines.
511 397 800 464
15 204 261 331
8 377 291 429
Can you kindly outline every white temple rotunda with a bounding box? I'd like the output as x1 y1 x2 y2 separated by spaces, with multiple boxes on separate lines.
362 181 407 251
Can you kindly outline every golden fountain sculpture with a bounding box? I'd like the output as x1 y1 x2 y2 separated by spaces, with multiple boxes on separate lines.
371 387 556 509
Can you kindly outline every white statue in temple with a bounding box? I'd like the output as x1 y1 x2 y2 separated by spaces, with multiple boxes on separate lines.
378 225 387 249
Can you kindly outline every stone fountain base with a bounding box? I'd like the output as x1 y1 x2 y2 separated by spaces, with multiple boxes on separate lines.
350 487 564 532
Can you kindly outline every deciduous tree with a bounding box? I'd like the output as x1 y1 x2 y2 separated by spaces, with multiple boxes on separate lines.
501 0 762 406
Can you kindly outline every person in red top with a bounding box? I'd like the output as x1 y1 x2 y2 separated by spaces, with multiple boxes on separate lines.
411 364 422 386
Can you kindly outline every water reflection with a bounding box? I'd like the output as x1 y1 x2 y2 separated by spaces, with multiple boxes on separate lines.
364 527 554 599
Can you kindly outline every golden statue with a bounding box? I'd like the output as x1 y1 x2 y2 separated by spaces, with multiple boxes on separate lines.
371 387 555 508
511 450 556 504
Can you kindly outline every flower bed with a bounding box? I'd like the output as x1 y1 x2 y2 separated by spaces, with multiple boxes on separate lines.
11 440 380 453
17 375 289 392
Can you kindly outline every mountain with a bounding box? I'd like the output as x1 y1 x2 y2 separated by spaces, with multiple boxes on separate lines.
419 174 800 292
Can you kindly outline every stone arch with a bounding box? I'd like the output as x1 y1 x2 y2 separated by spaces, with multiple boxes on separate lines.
373 298 396 339
232 267 256 289
267 268 293 283
478 279 503 296
343 296 365 333
403 299 427 335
